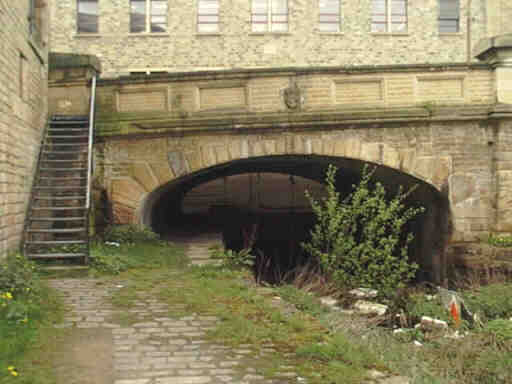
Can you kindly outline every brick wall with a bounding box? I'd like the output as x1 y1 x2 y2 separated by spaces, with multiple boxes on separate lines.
0 1 48 257
49 0 496 78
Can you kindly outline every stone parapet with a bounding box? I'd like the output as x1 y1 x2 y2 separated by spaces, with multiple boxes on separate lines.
48 53 101 116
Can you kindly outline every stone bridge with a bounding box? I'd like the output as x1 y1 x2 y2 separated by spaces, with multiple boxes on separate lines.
49 43 512 283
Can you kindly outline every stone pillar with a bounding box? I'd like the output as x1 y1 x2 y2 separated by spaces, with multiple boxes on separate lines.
475 35 512 104
48 53 101 116
475 35 512 233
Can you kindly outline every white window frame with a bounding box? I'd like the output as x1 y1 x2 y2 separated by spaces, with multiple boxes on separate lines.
197 0 219 33
130 0 168 34
371 0 407 34
251 0 288 33
318 0 341 33
77 0 99 34
438 0 460 33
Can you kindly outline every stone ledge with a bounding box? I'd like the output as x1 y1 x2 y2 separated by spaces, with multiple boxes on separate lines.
50 52 102 73
474 34 512 62
97 62 491 86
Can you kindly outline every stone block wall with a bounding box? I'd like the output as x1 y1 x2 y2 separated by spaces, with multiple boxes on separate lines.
48 0 496 77
0 1 49 257
93 64 494 129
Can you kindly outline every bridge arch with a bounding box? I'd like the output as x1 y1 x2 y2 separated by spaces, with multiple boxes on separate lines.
101 135 453 283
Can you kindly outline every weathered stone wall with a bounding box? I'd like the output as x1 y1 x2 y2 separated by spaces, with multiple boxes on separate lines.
49 0 493 77
95 119 497 243
89 63 512 281
90 65 503 246
486 0 512 37
93 64 494 137
0 1 48 257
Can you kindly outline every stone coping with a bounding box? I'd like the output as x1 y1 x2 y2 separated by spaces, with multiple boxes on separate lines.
97 62 491 86
474 34 512 61
95 104 495 141
50 52 101 73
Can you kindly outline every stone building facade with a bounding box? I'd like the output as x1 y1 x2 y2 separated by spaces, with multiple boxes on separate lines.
49 0 512 78
0 1 49 257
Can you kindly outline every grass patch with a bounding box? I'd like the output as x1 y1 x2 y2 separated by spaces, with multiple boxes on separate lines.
111 262 383 384
463 283 512 320
0 254 65 384
90 240 187 276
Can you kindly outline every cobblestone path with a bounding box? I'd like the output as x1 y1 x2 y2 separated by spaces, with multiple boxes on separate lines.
48 278 298 384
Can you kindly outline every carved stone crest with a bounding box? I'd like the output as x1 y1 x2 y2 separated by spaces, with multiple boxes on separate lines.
283 82 302 110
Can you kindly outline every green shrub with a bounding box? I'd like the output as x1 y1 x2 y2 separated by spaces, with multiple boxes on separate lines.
103 224 159 244
484 319 512 342
487 233 512 248
302 165 423 298
463 283 512 320
0 253 39 299
210 246 255 269
405 294 455 326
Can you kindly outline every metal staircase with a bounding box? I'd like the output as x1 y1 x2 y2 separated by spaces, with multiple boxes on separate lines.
24 78 97 265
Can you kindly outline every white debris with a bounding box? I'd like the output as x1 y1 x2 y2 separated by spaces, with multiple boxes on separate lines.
320 296 338 307
349 288 378 299
445 330 466 339
393 328 406 334
105 241 120 247
420 316 448 330
413 341 423 347
353 300 388 316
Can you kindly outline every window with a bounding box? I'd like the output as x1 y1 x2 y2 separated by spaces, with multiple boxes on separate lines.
439 0 459 33
29 0 46 43
251 0 288 33
77 0 98 33
198 0 219 33
19 53 27 100
319 0 340 32
371 0 407 33
130 0 168 33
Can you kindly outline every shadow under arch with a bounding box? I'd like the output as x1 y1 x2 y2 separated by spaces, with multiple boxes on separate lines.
140 155 451 284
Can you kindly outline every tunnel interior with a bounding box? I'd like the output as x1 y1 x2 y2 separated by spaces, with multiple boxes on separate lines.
142 155 451 284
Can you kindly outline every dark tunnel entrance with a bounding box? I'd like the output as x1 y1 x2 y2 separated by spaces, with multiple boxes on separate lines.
141 155 451 284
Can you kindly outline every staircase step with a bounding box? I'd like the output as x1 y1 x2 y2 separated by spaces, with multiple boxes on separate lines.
35 186 86 190
32 206 86 210
39 176 86 180
43 150 86 154
29 217 86 221
28 228 86 233
27 253 88 259
40 168 87 171
43 143 86 147
41 160 86 164
48 127 88 131
50 121 88 126
26 240 87 245
47 135 89 139
34 196 85 200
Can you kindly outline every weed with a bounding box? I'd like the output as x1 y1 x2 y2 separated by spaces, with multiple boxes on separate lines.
483 319 512 342
90 241 187 275
487 233 512 248
210 246 255 269
463 283 512 320
103 224 159 243
302 164 423 298
0 254 65 384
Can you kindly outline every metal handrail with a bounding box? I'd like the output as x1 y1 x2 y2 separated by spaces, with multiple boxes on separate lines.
86 75 97 210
